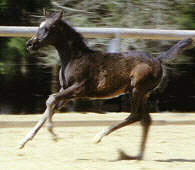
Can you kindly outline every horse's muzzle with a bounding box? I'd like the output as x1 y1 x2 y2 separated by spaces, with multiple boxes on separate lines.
26 39 40 51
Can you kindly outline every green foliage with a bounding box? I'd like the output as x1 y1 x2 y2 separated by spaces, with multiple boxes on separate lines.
176 1 195 29
0 0 51 75
7 38 27 57
0 0 51 25
0 38 27 76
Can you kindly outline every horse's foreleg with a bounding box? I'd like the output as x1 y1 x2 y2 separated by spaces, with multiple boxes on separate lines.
46 89 65 140
46 99 68 141
19 98 55 149
46 108 57 141
19 83 83 149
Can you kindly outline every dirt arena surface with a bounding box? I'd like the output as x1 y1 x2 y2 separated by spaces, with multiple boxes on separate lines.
1 112 195 170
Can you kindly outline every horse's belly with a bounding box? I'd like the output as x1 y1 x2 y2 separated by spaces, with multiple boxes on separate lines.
86 68 130 99
88 79 129 99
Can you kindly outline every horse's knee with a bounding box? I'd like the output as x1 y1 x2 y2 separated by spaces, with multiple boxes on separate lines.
46 94 57 107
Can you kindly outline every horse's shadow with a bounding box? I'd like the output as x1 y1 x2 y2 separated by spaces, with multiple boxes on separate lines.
115 150 195 163
77 158 195 163
77 150 195 163
156 159 195 163
76 158 113 162
76 150 195 162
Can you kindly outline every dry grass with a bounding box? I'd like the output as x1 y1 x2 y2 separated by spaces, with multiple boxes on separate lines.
1 112 195 170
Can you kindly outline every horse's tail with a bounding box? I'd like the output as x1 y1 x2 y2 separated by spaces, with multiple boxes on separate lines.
157 38 193 63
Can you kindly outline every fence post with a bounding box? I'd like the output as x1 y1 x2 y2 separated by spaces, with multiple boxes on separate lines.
107 32 120 53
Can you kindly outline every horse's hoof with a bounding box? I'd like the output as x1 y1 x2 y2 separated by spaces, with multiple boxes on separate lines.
117 149 143 161
18 143 25 149
93 134 102 144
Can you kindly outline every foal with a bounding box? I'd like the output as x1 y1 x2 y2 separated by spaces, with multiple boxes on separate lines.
20 11 192 160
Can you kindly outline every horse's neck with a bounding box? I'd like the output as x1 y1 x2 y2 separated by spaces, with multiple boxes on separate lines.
55 41 89 89
56 48 69 67
54 24 92 62
53 44 69 89
55 39 89 62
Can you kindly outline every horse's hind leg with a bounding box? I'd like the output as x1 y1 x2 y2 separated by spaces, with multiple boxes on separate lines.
119 93 151 160
93 88 143 144
139 110 151 159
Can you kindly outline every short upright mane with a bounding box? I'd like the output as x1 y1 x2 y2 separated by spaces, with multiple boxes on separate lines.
61 20 83 40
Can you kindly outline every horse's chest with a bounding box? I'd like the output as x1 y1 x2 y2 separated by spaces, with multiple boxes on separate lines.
64 62 89 83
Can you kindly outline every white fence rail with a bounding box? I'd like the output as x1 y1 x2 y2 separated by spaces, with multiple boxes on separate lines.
0 26 195 40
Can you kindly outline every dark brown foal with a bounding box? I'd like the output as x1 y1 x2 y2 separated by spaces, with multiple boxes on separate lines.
19 10 193 160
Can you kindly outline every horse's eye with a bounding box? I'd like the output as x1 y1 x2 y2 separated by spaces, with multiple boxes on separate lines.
44 27 49 32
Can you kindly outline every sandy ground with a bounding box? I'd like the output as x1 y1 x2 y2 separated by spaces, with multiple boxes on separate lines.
1 112 195 170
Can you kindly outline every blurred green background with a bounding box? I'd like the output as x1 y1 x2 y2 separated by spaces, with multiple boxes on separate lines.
0 0 195 114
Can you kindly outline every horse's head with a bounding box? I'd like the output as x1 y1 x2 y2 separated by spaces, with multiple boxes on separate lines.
26 10 64 51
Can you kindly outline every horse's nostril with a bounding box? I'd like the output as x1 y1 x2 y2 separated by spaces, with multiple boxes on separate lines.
26 40 32 47
26 38 40 51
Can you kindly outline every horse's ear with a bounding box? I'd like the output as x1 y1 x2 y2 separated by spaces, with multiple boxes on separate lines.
56 10 64 21
43 8 49 18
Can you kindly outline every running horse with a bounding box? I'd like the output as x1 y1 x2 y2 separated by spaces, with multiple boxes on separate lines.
19 10 192 160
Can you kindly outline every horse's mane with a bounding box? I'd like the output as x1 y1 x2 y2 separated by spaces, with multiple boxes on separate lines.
59 20 91 52
60 20 83 40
